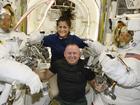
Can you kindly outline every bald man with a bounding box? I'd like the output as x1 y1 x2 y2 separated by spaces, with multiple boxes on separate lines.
36 43 95 105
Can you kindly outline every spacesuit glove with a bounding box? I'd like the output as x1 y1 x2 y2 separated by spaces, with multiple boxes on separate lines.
29 31 44 44
84 40 106 55
26 73 43 94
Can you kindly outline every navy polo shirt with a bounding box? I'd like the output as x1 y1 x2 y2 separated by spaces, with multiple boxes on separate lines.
41 33 87 63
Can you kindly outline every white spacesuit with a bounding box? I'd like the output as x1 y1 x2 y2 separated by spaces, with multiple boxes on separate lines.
0 29 43 105
0 6 43 105
85 28 140 105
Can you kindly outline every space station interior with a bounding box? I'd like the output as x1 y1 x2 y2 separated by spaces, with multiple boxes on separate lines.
0 0 140 105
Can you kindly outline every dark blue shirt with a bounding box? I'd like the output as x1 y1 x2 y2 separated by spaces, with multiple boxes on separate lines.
41 33 87 63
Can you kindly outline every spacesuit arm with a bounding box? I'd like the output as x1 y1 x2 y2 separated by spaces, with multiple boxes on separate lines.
84 40 106 55
99 52 139 87
0 59 43 94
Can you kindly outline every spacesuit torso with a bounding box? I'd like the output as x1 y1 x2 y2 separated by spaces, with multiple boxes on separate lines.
0 29 27 104
95 40 140 105
0 29 21 59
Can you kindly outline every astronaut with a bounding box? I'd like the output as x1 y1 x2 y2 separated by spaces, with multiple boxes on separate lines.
85 22 140 105
0 4 43 105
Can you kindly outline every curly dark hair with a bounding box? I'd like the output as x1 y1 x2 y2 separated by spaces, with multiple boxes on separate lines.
56 8 75 28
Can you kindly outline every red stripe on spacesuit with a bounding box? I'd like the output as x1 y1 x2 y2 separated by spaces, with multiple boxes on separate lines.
125 53 140 60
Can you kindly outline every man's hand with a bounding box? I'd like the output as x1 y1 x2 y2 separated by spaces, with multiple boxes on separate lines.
94 81 108 92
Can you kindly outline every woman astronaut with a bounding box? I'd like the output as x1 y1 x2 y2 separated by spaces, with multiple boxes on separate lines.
85 21 140 105
0 4 42 105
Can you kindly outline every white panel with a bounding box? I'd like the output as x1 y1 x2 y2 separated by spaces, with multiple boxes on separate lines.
125 0 140 9
26 0 100 40
128 19 140 31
